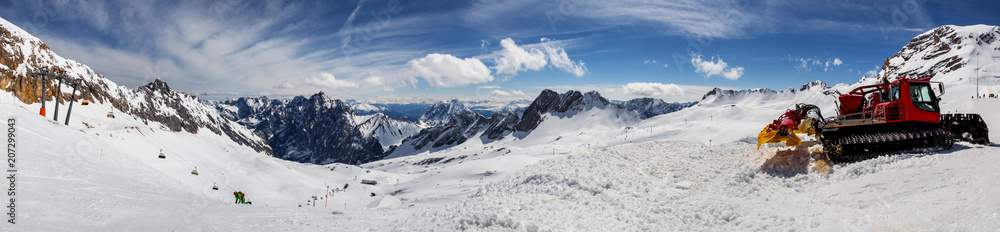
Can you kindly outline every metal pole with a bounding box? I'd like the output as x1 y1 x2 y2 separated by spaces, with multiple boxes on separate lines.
65 81 79 125
54 77 63 121
39 75 46 116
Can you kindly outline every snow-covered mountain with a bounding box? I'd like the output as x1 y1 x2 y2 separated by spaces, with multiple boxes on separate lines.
388 89 642 157
515 90 641 131
621 98 696 119
467 99 530 117
418 99 474 126
356 113 424 151
866 24 1000 111
351 102 388 115
878 25 999 82
0 17 271 155
216 93 424 165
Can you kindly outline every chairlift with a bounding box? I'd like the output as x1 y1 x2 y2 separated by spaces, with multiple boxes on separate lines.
81 101 89 105
158 149 166 159
191 167 199 176
212 183 219 190
106 111 115 118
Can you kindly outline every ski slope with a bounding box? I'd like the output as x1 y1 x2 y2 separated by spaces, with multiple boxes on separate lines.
0 91 425 230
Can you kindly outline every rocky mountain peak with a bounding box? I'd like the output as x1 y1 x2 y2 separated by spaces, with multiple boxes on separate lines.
140 78 172 93
879 24 1000 82
799 80 830 91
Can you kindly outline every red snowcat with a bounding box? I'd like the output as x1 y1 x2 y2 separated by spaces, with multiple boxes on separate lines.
758 77 990 162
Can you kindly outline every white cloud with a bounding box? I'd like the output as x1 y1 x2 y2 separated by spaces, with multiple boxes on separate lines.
541 38 588 77
304 72 359 90
622 82 685 96
824 58 844 71
478 85 501 89
491 90 512 96
663 64 669 68
274 81 298 89
487 89 525 97
489 38 587 78
644 60 658 64
363 75 384 86
691 55 743 80
408 53 493 88
792 56 846 72
795 58 812 72
865 66 881 79
494 38 548 76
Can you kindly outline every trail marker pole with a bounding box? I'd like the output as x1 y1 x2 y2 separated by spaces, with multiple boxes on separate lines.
325 186 329 208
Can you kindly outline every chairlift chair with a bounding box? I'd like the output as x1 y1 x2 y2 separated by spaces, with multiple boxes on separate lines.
157 149 166 159
191 167 199 175
212 183 219 190
106 111 115 118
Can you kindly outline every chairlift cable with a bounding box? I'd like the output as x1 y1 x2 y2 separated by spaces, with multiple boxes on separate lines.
90 102 238 191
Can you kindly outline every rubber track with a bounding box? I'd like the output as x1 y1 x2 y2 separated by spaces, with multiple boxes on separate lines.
823 128 953 163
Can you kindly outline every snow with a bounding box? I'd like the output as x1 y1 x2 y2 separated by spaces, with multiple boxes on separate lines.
400 140 1000 231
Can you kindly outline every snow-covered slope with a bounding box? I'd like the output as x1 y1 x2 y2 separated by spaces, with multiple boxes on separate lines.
0 17 270 155
399 138 1000 231
0 92 424 230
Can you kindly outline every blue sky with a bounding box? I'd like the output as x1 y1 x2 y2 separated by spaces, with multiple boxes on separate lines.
1 0 998 102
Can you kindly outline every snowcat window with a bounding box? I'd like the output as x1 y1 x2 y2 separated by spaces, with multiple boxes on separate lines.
909 84 938 112
891 85 900 101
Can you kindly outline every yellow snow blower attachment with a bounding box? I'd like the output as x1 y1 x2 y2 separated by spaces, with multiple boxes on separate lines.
757 105 821 149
